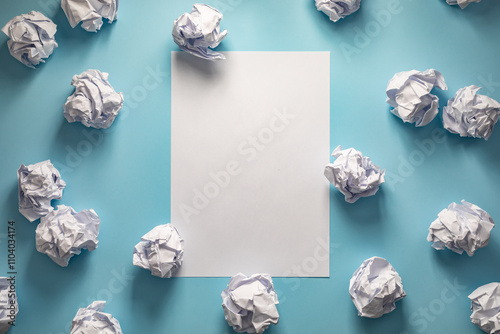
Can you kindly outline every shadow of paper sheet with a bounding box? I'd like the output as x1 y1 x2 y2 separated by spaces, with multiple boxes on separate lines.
170 51 330 277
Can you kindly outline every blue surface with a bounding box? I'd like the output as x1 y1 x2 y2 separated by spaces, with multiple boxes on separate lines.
1 0 500 333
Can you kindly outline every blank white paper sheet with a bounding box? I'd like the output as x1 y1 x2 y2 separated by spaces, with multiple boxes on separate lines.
171 51 330 277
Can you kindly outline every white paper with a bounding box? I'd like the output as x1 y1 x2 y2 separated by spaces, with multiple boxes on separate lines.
221 273 279 334
1 11 57 68
349 256 406 318
63 69 124 129
469 283 500 334
133 224 184 278
17 160 66 222
446 0 481 9
315 0 361 22
0 277 17 334
386 69 447 127
171 51 330 277
70 301 122 334
427 200 494 256
324 145 385 203
62 0 118 32
443 86 500 141
172 4 227 61
36 205 100 267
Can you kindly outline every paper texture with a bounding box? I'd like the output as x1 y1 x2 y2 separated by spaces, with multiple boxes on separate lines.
443 86 500 140
222 273 279 334
427 200 494 256
171 51 330 277
386 69 447 127
70 301 122 334
36 205 100 266
0 277 17 334
446 0 481 9
62 0 118 32
133 224 184 278
1 11 57 68
17 160 66 222
324 145 385 203
172 4 227 61
469 283 500 334
349 256 406 318
315 0 361 22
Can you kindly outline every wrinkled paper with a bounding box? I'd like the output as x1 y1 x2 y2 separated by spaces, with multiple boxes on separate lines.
172 4 227 61
133 224 184 278
62 0 118 32
221 273 279 334
446 0 481 9
17 160 66 222
443 86 500 140
36 205 100 267
315 0 361 22
63 69 124 129
324 145 385 203
386 69 448 126
427 200 494 256
349 256 406 318
0 277 18 334
469 282 500 334
1 11 57 68
70 301 122 334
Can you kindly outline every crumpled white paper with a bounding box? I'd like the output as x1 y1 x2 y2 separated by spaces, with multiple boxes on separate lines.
36 205 100 267
446 0 481 9
1 11 58 68
133 224 184 278
221 273 279 334
469 282 500 334
17 160 66 222
427 200 494 256
0 277 18 334
443 86 500 141
349 256 406 318
324 145 385 203
315 0 361 22
386 69 448 126
172 4 228 61
63 69 124 129
62 0 118 32
70 301 122 334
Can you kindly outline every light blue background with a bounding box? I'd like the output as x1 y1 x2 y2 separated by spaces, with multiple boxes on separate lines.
1 0 500 333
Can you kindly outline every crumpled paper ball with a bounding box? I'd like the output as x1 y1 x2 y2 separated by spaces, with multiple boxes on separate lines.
221 273 279 334
446 0 481 9
0 277 18 334
315 0 361 22
443 86 500 140
63 69 124 129
386 69 448 126
62 0 118 32
1 11 58 68
17 160 66 222
324 145 385 203
172 4 228 61
36 205 100 267
427 200 494 256
70 301 122 334
469 282 500 334
349 256 406 318
133 224 184 278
